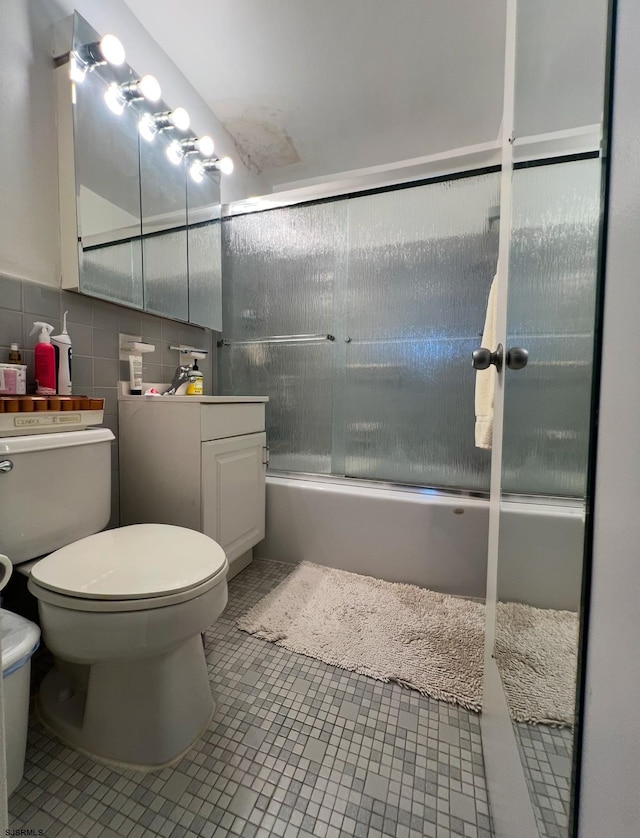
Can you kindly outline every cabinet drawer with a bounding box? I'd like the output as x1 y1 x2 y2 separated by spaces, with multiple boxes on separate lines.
200 403 265 441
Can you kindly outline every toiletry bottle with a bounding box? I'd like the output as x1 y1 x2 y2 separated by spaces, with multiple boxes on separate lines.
128 354 143 395
186 360 204 395
30 322 56 395
51 311 72 395
8 343 22 364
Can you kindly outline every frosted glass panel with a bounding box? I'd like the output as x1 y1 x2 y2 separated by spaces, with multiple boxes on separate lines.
81 240 143 307
502 336 594 496
143 231 189 322
222 201 348 339
344 338 489 489
220 173 500 489
346 176 500 340
218 342 334 473
344 174 499 488
502 159 601 496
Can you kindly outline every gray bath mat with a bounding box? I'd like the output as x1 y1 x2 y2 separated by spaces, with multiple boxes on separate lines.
237 561 578 726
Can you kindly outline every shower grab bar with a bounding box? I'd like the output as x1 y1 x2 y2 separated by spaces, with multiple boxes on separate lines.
218 334 335 347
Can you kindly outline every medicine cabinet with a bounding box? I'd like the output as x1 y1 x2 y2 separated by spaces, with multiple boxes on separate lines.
53 12 222 331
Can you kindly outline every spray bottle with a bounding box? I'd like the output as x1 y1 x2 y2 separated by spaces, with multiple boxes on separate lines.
51 311 72 395
29 322 56 395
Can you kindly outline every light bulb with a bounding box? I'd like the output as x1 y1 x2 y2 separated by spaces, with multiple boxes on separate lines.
218 156 234 175
189 160 205 183
138 74 161 102
104 83 125 115
139 112 157 142
170 107 190 131
166 140 183 166
99 34 126 66
69 53 87 83
195 135 214 156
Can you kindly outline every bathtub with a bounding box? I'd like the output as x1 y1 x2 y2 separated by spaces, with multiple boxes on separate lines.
255 474 585 610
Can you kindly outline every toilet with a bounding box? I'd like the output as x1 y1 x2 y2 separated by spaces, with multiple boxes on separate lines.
0 427 228 768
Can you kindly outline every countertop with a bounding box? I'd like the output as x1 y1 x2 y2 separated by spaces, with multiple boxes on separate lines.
117 383 268 403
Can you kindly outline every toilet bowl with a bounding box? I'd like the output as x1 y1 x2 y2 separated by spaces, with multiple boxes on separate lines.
27 523 228 768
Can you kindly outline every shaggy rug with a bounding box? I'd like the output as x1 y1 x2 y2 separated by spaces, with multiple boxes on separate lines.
237 561 578 726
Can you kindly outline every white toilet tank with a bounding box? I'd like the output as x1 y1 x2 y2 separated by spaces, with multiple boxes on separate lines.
0 428 114 564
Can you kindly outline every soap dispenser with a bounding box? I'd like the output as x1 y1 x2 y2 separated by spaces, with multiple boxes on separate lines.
186 358 204 396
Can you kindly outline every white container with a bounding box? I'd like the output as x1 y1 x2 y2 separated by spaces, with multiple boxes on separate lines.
51 311 72 396
0 609 40 794
0 364 27 395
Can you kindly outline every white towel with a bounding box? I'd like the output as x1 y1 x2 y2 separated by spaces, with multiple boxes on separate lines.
475 273 498 449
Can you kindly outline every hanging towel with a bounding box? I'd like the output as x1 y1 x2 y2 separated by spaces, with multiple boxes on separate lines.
475 273 498 449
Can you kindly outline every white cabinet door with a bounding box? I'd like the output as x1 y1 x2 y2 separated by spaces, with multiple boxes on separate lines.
202 433 266 562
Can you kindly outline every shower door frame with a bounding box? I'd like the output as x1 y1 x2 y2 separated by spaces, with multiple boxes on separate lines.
478 0 541 832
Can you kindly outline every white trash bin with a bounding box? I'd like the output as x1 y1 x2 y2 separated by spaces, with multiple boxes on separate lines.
0 608 40 795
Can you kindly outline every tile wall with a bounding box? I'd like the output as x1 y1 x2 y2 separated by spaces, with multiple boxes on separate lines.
0 273 217 526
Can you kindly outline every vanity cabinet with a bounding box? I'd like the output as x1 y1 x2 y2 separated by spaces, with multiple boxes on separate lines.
118 396 268 577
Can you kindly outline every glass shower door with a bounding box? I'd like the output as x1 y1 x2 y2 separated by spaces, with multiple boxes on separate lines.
342 174 499 490
480 0 611 836
219 201 348 473
493 157 603 838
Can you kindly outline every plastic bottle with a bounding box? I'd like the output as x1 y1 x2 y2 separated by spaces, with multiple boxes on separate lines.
29 322 56 395
51 311 72 395
186 359 204 395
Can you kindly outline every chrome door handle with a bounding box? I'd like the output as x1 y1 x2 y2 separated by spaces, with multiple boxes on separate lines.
0 460 13 473
472 343 503 372
506 347 529 370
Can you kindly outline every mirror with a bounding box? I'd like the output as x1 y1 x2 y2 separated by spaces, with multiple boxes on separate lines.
72 18 143 308
139 123 188 321
495 157 602 837
491 1 610 835
187 165 222 331
55 11 222 330
53 5 612 835
208 2 610 836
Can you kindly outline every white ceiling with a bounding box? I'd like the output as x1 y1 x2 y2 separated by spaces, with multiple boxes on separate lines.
120 0 608 197
120 0 507 190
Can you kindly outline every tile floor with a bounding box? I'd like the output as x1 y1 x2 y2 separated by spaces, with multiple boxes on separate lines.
9 559 494 838
514 722 573 838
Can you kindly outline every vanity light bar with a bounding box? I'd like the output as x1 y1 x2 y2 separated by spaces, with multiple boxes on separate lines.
68 25 234 176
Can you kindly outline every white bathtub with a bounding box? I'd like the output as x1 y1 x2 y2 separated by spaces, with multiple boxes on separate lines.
256 474 585 610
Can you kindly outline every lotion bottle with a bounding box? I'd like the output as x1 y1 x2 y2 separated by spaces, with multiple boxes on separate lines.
30 322 56 395
51 311 72 395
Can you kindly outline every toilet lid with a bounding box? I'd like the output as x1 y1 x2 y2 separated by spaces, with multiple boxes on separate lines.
29 524 227 600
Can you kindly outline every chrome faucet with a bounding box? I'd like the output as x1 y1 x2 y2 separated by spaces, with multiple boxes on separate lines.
165 364 191 395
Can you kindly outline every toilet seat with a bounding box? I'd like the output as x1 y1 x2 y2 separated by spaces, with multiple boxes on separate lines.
28 524 228 612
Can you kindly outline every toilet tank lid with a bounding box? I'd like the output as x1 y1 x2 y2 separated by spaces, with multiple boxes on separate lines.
29 524 227 600
0 428 114 455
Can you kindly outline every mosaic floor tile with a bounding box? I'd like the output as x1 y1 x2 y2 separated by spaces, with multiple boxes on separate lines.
9 559 494 837
514 721 573 838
